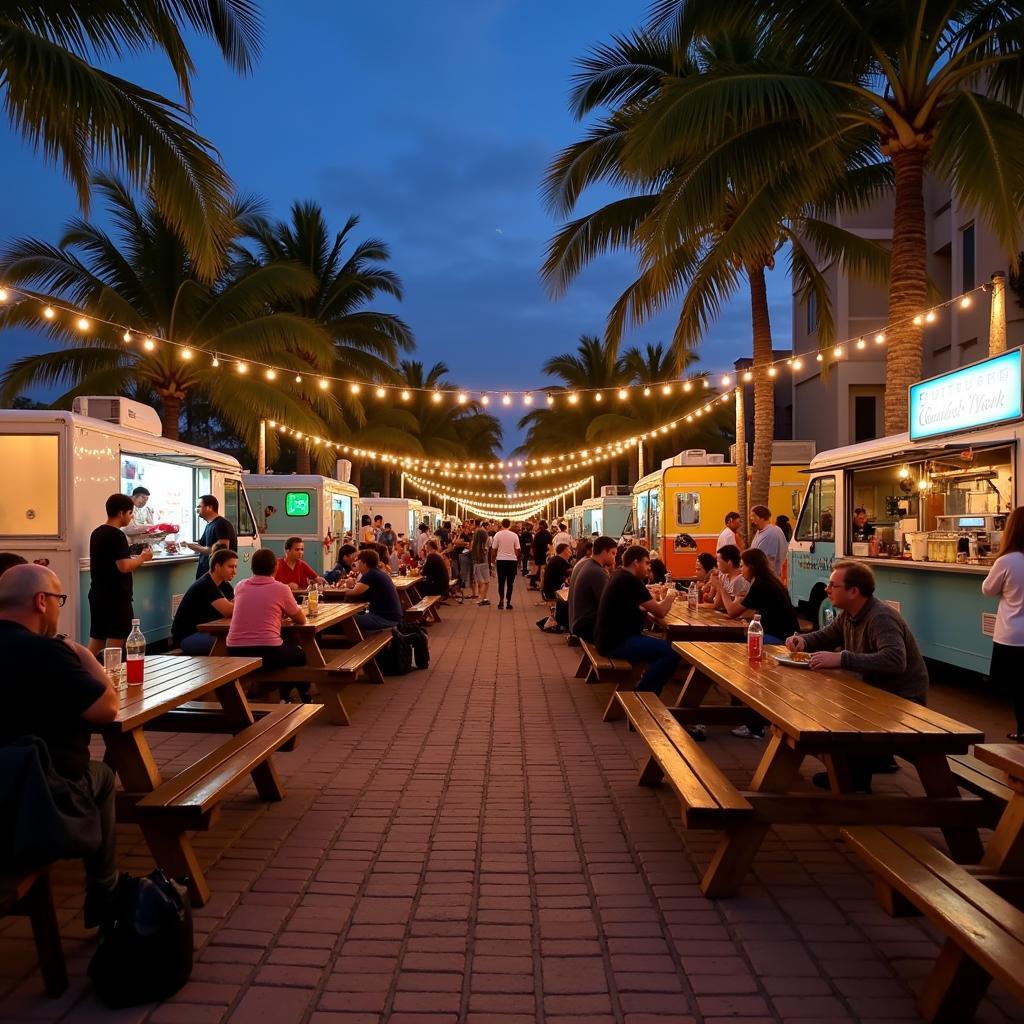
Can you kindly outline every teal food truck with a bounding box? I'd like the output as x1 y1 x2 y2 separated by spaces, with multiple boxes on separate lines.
788 349 1022 674
583 489 633 539
245 472 360 574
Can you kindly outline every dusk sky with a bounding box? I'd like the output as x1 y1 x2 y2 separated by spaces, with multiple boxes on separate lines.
0 1 792 453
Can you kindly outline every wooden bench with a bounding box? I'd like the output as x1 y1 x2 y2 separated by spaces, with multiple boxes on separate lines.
0 869 66 997
575 640 636 685
615 691 753 829
949 753 1014 806
406 594 442 624
843 825 1024 1023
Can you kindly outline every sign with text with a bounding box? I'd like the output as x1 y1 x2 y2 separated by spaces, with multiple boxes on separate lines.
909 349 1023 441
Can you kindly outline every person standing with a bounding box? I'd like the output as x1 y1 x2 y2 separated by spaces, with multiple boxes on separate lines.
372 515 384 541
982 507 1024 741
551 522 572 550
519 522 534 577
185 494 237 579
490 518 521 610
471 525 492 606
122 486 155 540
379 522 397 553
717 511 743 551
530 520 552 591
594 546 680 694
274 537 326 591
171 548 237 654
359 514 376 546
87 493 153 655
750 504 788 576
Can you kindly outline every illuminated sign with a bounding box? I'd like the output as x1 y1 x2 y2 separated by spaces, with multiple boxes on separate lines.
909 349 1022 441
285 491 310 516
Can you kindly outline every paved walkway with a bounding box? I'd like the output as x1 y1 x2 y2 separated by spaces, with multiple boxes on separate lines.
2 590 1023 1024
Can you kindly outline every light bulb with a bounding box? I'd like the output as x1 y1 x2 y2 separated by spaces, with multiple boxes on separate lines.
319 378 329 390
265 368 276 380
523 394 533 405
925 310 936 323
212 357 220 367
376 387 387 398
743 371 753 383
77 317 90 331
816 352 823 362
123 331 131 343
237 362 248 373
401 389 411 401
43 306 55 320
661 384 671 396
643 387 651 397
913 314 923 326
899 466 909 478
295 374 302 383
480 394 489 405
594 392 602 402
181 347 192 360
875 332 885 344
617 389 628 400
568 393 578 405
702 379 710 388
546 394 554 405
501 394 511 406
143 338 155 351
767 366 777 377
0 288 7 301
856 338 866 349
960 296 972 309
918 477 929 491
350 382 360 394
793 358 803 370
456 392 467 404
833 345 842 358
683 381 692 392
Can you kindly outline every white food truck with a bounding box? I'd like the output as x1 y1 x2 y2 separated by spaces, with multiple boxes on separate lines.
0 397 260 644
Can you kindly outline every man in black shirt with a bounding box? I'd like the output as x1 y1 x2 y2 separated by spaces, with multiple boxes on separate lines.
594 545 681 695
542 543 572 600
530 521 552 590
171 548 237 654
87 493 153 655
185 493 238 578
0 563 120 925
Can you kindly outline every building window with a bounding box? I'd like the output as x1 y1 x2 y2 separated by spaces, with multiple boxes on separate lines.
962 223 975 292
806 291 818 335
853 396 877 444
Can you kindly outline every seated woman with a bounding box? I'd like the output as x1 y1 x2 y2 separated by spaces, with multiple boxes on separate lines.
712 547 799 644
417 540 451 596
694 552 717 602
226 548 308 702
648 554 668 585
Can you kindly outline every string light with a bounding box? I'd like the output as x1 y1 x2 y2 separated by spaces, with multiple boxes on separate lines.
431 391 442 403
143 337 156 351
349 382 360 394
122 331 131 343
237 361 248 373
377 387 387 398
524 393 533 405
181 347 193 360
0 288 7 302
76 317 90 331
502 394 512 406
43 306 55 319
295 374 302 383
319 378 329 390
212 356 220 367
401 390 411 401
265 368 276 380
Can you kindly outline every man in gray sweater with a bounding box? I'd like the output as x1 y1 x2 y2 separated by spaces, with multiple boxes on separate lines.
786 559 929 790
568 536 617 642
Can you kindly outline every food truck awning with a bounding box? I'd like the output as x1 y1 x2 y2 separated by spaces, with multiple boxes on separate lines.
804 438 1015 474
125 451 238 471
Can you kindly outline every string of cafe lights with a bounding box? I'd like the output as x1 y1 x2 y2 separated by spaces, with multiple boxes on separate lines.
400 472 594 502
0 281 991 409
457 497 557 520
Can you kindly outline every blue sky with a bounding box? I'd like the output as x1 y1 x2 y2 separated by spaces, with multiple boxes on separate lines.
0 1 791 452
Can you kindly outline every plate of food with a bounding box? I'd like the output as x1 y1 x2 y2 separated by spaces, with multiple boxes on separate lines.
774 651 813 669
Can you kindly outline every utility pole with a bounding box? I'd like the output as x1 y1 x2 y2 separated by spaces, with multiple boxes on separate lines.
257 418 267 474
734 386 748 537
990 271 1007 355
637 438 645 479
400 473 405 498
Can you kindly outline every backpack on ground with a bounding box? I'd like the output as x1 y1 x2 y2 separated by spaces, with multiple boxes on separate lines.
88 870 193 1007
397 621 430 669
377 629 414 675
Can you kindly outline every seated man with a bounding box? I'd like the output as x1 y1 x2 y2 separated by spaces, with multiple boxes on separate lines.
227 548 308 702
787 559 928 791
171 548 237 654
0 564 120 926
541 543 572 601
417 540 451 597
594 545 680 694
340 548 403 633
568 535 617 642
274 536 326 591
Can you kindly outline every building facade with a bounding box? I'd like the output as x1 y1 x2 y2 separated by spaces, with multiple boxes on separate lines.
791 182 1024 452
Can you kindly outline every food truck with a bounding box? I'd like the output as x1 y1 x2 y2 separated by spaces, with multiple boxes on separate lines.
565 505 585 538
582 488 632 539
0 397 260 644
245 472 360 574
359 496 423 543
630 444 812 578
788 348 1022 673
420 505 443 532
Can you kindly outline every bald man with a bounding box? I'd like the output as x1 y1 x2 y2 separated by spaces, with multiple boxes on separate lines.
0 564 121 927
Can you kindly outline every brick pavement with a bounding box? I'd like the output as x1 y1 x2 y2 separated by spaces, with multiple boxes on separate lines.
2 587 1023 1023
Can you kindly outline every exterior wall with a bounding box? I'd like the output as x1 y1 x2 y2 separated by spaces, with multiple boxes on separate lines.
791 180 1024 450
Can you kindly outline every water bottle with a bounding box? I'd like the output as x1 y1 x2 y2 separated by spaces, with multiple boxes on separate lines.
665 570 673 590
687 579 698 611
126 619 146 686
307 579 319 616
746 614 764 661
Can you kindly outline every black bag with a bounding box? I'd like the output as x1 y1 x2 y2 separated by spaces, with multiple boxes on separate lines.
378 630 413 676
396 621 429 669
89 870 193 1007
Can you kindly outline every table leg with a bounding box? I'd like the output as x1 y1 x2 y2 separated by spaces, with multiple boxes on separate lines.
980 794 1024 873
103 730 163 791
139 822 210 907
910 752 984 863
671 666 712 709
701 732 805 898
314 681 351 725
216 679 285 801
209 635 227 656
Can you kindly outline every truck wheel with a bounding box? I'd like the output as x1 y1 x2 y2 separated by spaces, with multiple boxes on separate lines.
807 592 832 630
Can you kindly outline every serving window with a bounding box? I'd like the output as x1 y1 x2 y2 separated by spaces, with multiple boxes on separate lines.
676 491 700 526
0 434 60 537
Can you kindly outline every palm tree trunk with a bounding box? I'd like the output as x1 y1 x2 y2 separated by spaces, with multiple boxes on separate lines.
383 466 391 497
884 146 928 435
747 262 775 509
296 446 311 474
160 393 182 440
609 461 619 487
351 460 362 489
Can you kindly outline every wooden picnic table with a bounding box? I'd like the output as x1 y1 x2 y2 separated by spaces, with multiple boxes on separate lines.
972 744 1024 874
666 641 987 896
652 601 747 641
100 654 315 905
198 601 385 725
321 574 423 610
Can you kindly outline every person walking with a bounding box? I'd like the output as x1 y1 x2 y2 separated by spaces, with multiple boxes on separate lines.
982 507 1024 741
471 524 492 606
490 518 521 610
87 493 153 655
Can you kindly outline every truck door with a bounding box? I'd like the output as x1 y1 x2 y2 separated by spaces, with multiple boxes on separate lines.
788 474 837 626
222 476 260 575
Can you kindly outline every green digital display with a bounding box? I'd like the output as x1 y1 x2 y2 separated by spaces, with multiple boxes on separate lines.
285 491 310 516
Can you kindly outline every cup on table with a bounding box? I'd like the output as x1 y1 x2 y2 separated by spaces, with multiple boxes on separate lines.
103 646 124 689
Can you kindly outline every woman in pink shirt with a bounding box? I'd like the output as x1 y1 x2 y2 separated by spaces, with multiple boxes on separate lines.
227 549 309 701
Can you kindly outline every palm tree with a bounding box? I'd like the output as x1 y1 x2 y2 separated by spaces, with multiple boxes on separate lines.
543 28 889 504
0 174 334 444
244 201 415 471
644 0 1024 434
1 2 261 281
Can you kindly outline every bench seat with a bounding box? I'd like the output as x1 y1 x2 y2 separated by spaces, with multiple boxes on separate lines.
0 869 66 997
575 639 635 685
949 753 1014 805
616 691 753 829
843 825 1024 1023
406 594 442 623
135 703 322 829
321 631 392 677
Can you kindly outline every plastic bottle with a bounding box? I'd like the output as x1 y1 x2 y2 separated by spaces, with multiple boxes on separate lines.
746 614 764 661
687 579 699 611
126 619 145 685
307 579 319 616
665 570 673 590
